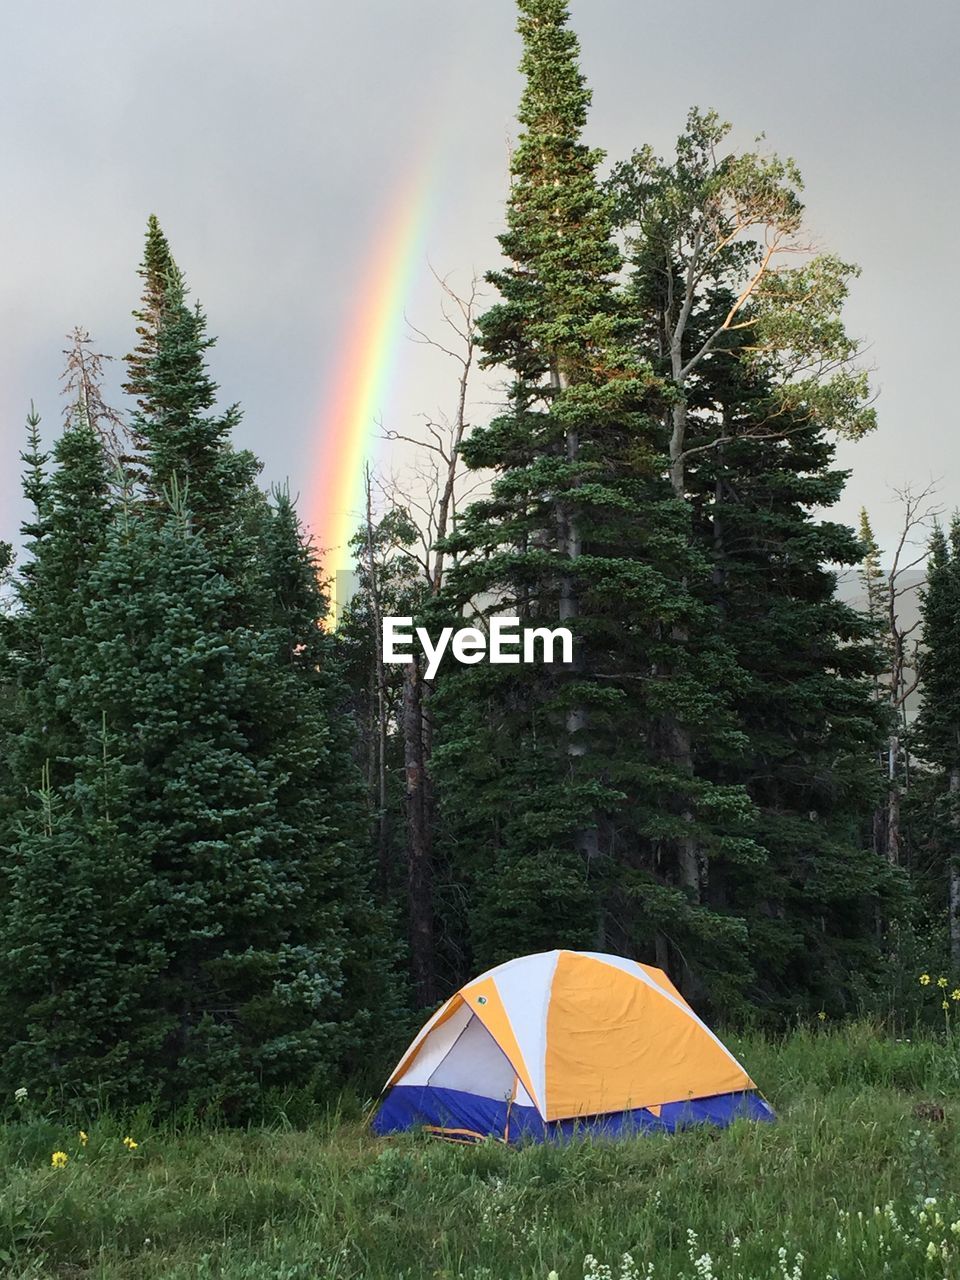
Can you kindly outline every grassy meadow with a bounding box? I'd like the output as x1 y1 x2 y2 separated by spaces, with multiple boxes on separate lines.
2 1023 960 1279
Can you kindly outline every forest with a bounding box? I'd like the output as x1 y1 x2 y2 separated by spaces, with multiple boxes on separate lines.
1 0 958 1125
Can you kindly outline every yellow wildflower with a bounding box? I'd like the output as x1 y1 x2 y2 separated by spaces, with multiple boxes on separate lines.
943 1000 950 1011
123 1136 138 1150
938 976 949 988
952 990 960 1002
920 973 931 985
51 1151 68 1169
79 1130 88 1147
818 1011 827 1021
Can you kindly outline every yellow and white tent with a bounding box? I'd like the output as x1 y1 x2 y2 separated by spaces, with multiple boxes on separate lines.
373 949 773 1142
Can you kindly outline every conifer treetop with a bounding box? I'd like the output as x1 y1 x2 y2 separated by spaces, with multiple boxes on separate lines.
124 214 179 408
515 0 590 134
483 0 622 380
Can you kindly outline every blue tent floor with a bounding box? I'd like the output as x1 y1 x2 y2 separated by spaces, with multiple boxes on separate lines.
373 1084 775 1144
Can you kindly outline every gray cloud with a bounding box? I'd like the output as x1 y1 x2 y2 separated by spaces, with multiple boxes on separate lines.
1 1 955 565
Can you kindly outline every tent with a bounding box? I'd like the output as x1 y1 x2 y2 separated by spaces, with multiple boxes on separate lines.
372 949 774 1143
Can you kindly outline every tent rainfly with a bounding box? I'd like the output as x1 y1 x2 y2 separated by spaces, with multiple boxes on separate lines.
372 950 774 1143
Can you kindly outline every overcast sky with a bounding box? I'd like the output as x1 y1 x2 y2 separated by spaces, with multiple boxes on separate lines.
2 0 956 575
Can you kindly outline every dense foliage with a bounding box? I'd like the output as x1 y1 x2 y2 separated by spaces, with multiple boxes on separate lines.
0 229 397 1113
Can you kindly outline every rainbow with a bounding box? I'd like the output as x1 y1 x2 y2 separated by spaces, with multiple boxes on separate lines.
307 162 438 614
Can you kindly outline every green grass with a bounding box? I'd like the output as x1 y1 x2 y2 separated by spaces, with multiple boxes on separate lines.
3 1023 960 1278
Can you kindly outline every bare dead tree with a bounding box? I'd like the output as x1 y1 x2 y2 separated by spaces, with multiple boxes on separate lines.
880 483 941 865
60 327 128 468
380 270 481 593
375 271 483 1005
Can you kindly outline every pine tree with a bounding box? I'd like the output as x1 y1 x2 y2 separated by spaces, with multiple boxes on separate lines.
3 406 112 799
858 510 891 859
434 0 633 965
690 393 891 1014
915 520 960 968
859 510 887 636
0 404 171 1102
123 214 178 410
434 0 760 1000
601 106 891 1014
260 491 403 1068
127 218 259 530
0 411 49 843
0 734 167 1106
0 537 16 823
43 491 345 1108
1 222 397 1107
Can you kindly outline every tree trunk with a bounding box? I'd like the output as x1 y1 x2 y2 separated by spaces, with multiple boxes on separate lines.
711 473 727 615
872 787 886 861
666 715 703 895
886 734 900 865
363 469 390 886
669 399 687 498
664 393 702 900
404 658 436 1006
553 364 599 861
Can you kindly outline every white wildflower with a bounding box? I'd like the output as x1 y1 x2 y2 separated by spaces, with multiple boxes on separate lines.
619 1253 640 1280
692 1253 716 1280
686 1229 699 1263
584 1256 612 1280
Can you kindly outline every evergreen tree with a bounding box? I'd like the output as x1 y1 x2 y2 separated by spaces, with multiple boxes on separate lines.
3 406 112 799
915 519 960 967
260 491 403 1068
604 106 891 1014
434 0 760 1001
0 735 167 1105
0 411 50 841
123 214 178 410
690 391 891 1014
0 405 168 1103
31 486 356 1108
858 510 887 638
0 224 396 1108
126 218 259 529
0 537 16 820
